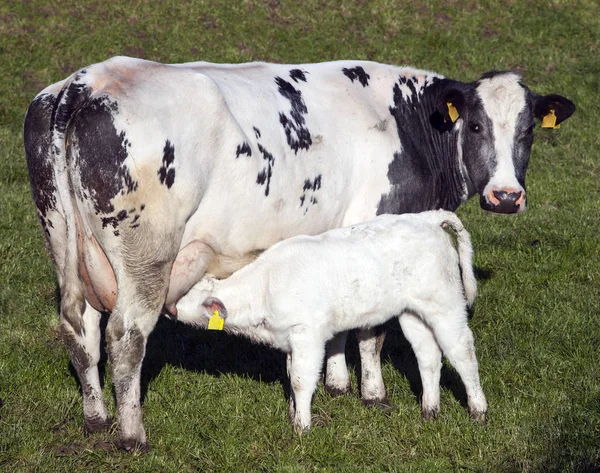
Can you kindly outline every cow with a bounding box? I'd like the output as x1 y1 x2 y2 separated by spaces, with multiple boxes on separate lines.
175 210 486 432
24 56 575 450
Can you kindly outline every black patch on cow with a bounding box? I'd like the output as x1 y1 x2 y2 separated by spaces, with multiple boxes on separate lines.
299 174 322 208
256 143 275 196
253 126 261 138
69 95 138 216
289 69 308 83
236 141 252 158
275 76 312 153
377 76 467 215
158 140 176 188
342 67 370 87
24 93 58 235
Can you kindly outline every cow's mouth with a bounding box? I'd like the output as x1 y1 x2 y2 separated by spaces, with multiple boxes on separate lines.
479 189 526 214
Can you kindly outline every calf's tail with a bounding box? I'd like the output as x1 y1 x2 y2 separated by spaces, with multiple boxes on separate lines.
425 210 477 307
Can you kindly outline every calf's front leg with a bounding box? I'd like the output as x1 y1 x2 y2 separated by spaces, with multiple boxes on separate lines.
288 331 325 433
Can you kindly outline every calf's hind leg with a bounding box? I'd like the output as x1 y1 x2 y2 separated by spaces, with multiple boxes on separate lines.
427 308 488 422
398 312 442 419
356 326 391 410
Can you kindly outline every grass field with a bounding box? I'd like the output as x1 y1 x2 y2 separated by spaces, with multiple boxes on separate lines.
1 0 599 471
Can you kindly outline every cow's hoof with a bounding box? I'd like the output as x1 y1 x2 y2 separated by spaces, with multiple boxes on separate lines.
84 416 113 435
292 422 311 436
324 384 351 398
421 407 440 420
362 397 395 414
118 438 150 453
470 410 488 425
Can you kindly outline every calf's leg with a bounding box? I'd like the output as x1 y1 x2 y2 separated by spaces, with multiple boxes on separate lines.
288 332 325 433
324 332 351 396
399 312 442 419
356 326 391 409
427 308 488 422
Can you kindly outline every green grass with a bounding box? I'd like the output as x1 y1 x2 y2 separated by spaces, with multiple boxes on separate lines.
1 0 599 471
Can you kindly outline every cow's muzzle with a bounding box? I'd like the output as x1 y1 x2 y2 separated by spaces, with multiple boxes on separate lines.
480 188 526 214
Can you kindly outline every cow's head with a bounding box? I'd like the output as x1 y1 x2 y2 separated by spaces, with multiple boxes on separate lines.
436 72 575 214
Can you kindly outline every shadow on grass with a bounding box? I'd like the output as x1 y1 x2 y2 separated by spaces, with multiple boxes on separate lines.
139 315 472 414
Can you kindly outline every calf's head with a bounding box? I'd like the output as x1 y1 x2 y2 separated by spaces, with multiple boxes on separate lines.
437 72 575 214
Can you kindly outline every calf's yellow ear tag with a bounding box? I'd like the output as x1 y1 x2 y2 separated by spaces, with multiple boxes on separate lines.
208 310 224 331
541 109 560 129
447 102 459 123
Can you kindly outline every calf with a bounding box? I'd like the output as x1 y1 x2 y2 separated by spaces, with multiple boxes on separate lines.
176 210 487 431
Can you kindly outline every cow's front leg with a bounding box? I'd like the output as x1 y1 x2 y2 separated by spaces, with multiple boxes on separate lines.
356 325 392 410
60 299 111 433
324 331 351 396
106 303 160 452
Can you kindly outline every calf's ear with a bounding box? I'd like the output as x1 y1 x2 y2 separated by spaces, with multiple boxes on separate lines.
532 93 576 126
430 84 467 133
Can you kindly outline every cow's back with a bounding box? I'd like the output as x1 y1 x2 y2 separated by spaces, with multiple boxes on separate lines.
57 59 405 256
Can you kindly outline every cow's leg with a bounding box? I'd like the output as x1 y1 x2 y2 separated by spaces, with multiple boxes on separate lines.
60 299 111 433
356 326 391 410
106 237 175 451
288 333 325 434
427 309 487 422
399 312 442 419
324 332 351 396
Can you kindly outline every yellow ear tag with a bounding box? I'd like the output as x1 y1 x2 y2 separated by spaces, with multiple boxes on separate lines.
447 102 459 123
541 109 560 129
208 310 224 331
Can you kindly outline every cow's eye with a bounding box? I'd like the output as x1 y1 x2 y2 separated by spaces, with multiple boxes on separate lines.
469 122 481 133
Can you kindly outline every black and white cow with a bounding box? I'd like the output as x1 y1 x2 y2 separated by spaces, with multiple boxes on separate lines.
24 57 575 450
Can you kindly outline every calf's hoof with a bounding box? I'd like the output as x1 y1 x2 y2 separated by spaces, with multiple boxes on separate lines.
84 416 113 435
118 438 150 453
362 396 395 414
421 407 440 420
470 409 488 425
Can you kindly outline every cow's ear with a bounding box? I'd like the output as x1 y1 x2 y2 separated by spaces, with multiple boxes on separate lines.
430 85 466 133
532 93 576 127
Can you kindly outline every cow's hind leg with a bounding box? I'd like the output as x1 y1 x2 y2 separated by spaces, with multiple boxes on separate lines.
105 233 177 451
61 299 111 433
356 326 391 410
399 312 442 419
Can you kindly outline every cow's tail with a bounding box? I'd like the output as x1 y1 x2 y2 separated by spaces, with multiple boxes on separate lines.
51 71 92 333
426 210 477 307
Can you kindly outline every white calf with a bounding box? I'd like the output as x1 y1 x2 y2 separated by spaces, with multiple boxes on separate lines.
176 210 487 431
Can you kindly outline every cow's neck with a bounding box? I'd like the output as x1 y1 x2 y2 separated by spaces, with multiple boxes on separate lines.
380 76 467 214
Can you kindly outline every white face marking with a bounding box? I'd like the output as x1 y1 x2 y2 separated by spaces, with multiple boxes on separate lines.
476 73 527 199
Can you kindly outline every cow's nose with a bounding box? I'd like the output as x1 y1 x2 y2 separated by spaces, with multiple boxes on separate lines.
481 188 526 214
